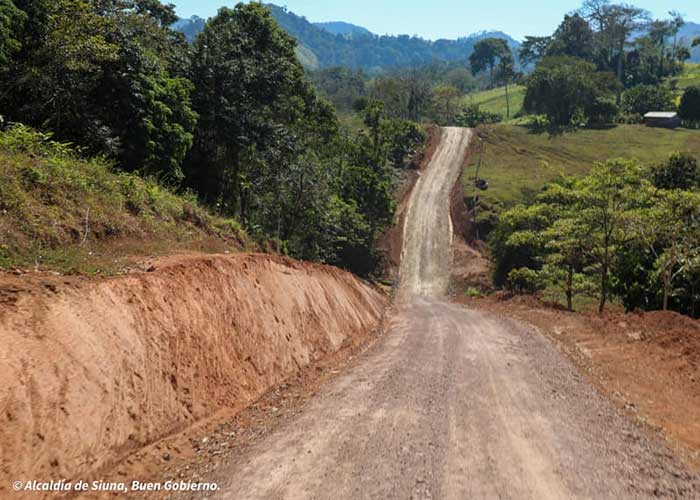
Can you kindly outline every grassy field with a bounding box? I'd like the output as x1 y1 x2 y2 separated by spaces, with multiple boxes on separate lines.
0 126 251 274
462 85 526 119
674 62 700 91
465 124 700 209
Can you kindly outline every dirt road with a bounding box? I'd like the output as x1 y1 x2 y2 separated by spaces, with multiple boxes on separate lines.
211 128 699 499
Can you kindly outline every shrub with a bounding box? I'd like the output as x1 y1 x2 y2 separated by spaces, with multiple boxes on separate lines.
524 114 551 133
679 86 700 127
464 287 483 298
652 152 700 190
0 124 76 159
616 112 644 125
456 104 502 127
507 267 544 295
621 85 674 116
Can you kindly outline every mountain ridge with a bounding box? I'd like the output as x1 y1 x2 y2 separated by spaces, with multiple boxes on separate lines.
173 4 521 72
173 6 700 68
314 21 373 38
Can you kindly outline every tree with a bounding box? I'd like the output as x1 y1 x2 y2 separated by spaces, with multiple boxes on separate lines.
652 152 700 191
675 47 693 63
0 0 197 180
496 49 516 118
679 86 700 127
523 56 619 128
488 203 552 287
604 4 649 93
502 180 594 311
579 1 649 93
519 36 551 67
540 217 594 311
430 84 462 125
469 38 511 88
187 3 318 216
310 67 367 112
668 10 685 60
574 159 645 313
648 19 673 77
630 190 700 310
401 68 434 121
676 46 691 63
0 0 25 66
621 84 674 116
370 77 409 120
548 14 595 61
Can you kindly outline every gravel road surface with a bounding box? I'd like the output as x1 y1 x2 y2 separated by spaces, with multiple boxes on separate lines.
213 127 699 499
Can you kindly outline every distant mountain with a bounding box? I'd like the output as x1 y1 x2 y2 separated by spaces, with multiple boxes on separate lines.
313 21 372 38
173 15 205 42
172 4 521 73
266 5 521 72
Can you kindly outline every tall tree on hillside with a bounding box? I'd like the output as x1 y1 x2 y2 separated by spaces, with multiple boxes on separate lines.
648 19 673 77
579 0 649 92
519 36 552 67
603 4 649 93
548 14 595 61
496 50 516 118
402 68 434 121
188 3 321 217
676 46 691 63
668 10 685 60
469 38 511 88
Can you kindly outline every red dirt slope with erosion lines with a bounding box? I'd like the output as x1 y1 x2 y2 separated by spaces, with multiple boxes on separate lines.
0 253 387 497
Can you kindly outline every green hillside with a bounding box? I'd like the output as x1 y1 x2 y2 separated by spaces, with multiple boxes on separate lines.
675 63 700 91
463 86 526 119
0 126 249 274
466 124 700 209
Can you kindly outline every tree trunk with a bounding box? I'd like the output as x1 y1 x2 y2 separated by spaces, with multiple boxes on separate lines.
566 265 574 312
616 38 625 105
663 270 670 311
505 81 510 119
599 263 608 315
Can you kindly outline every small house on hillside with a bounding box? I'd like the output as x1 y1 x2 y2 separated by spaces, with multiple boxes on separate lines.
643 112 681 129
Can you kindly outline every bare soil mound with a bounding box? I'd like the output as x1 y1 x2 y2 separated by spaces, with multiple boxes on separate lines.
0 254 387 496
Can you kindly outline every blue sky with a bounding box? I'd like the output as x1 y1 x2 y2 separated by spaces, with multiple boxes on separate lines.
169 1 700 41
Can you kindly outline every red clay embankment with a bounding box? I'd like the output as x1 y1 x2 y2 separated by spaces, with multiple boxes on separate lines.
0 254 387 496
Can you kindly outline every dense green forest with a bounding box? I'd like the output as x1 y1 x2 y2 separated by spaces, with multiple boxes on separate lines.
0 0 424 276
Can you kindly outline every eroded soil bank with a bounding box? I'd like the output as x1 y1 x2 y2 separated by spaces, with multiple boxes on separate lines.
0 254 387 496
